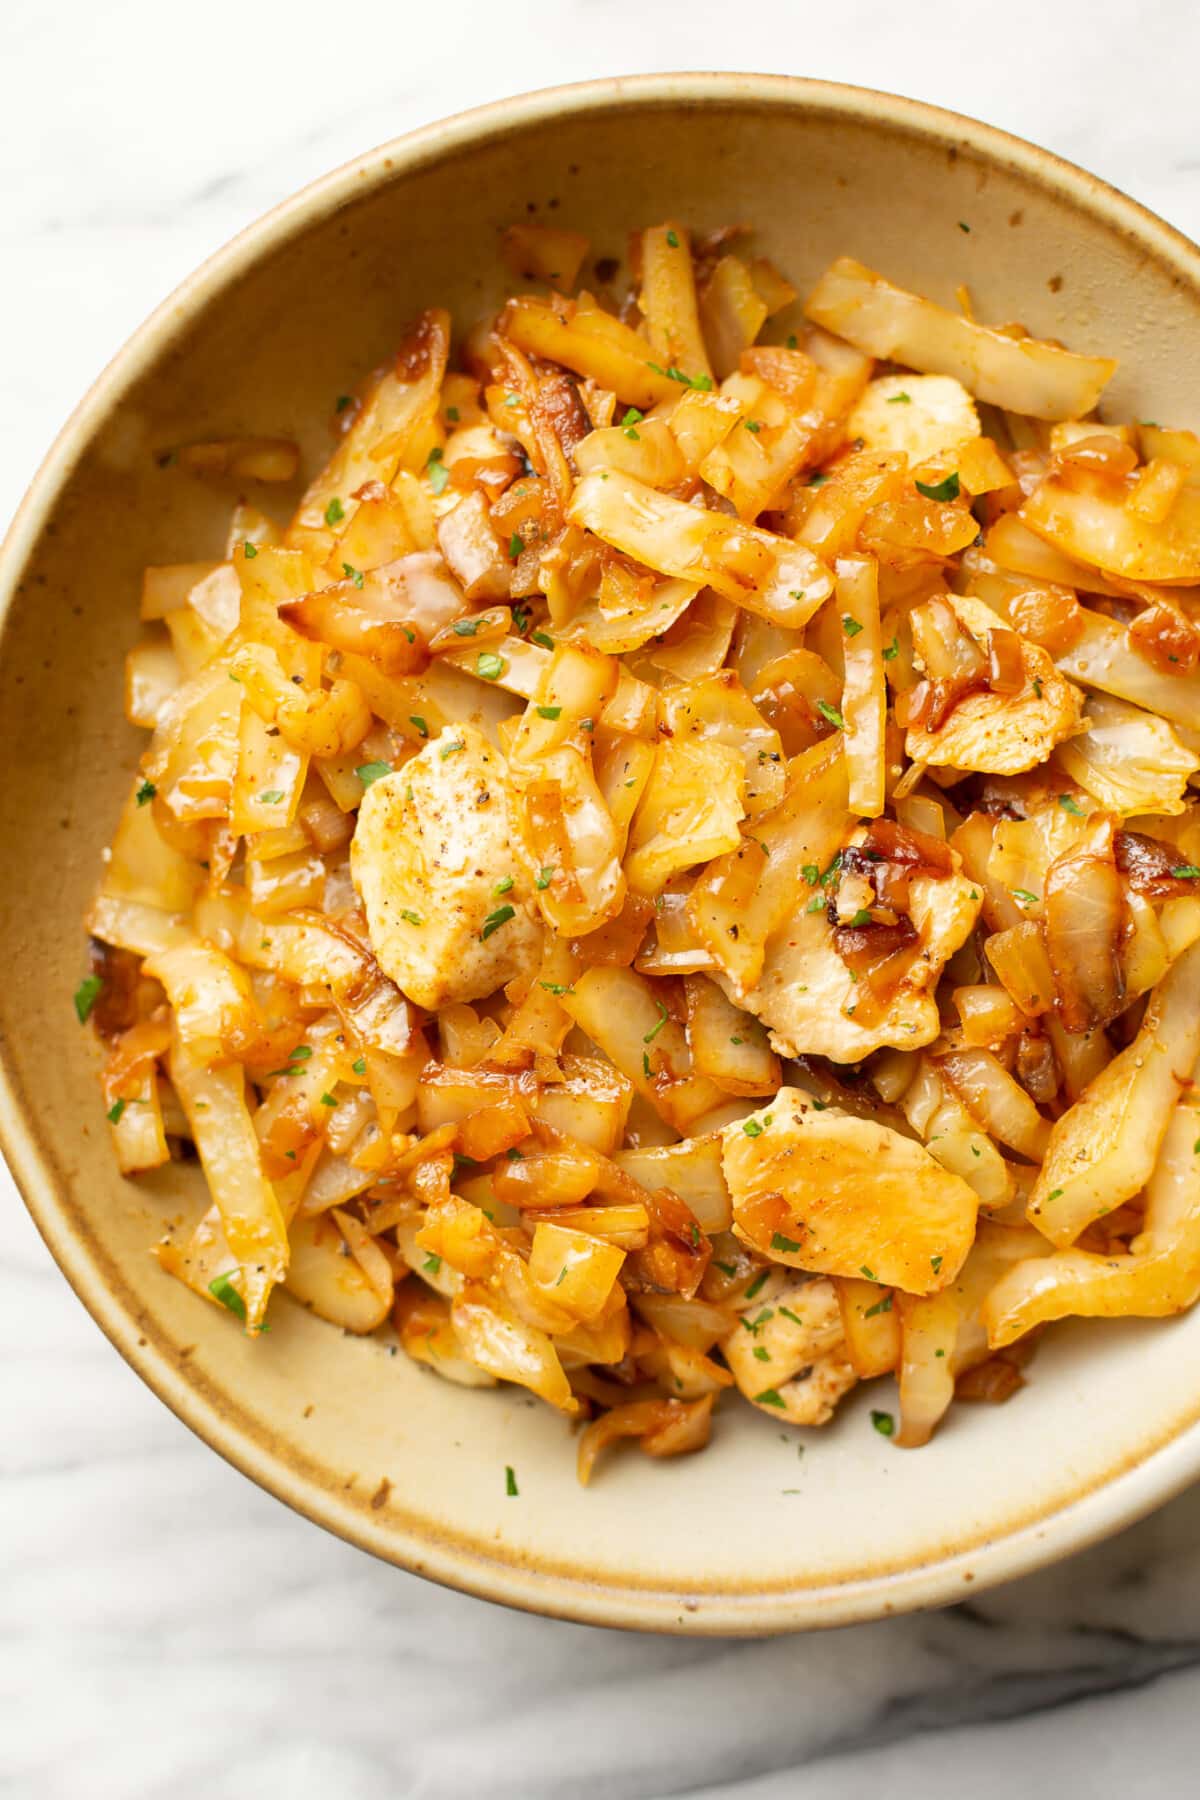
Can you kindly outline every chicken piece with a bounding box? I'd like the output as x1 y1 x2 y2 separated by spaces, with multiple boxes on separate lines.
721 1089 978 1294
906 593 1084 775
848 373 980 465
731 869 981 1062
351 723 542 1009
722 1268 858 1426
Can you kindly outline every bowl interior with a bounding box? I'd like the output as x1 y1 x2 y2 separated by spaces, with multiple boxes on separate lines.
5 77 1200 1632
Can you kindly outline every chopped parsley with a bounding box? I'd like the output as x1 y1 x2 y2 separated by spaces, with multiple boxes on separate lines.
743 1269 769 1301
666 228 680 248
887 391 912 405
320 1092 338 1107
536 704 562 720
958 219 971 233
439 739 465 759
930 1254 943 1274
324 496 345 526
1046 1187 1064 1202
621 405 644 440
505 1465 519 1496
399 909 424 927
742 1118 765 1139
753 1345 770 1361
476 650 505 681
848 908 873 928
423 1253 442 1276
243 541 258 558
509 532 525 559
342 562 365 589
535 866 555 889
915 472 961 502
771 1231 802 1253
494 875 514 895
646 360 713 391
531 629 555 651
258 789 285 806
808 471 829 486
806 894 826 914
743 419 763 434
842 615 863 637
539 981 574 996
871 1409 895 1438
426 447 450 494
74 975 103 1024
409 715 429 738
859 1265 877 1281
1011 888 1039 907
643 1000 670 1044
481 904 515 940
106 1099 126 1125
356 761 391 789
209 1273 246 1321
1174 865 1200 879
816 699 845 731
352 1057 367 1076
864 1293 893 1318
135 779 156 806
755 1388 786 1410
452 617 481 636
882 637 899 661
1058 794 1085 816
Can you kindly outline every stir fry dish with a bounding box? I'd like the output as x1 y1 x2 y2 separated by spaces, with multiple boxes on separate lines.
80 218 1200 1481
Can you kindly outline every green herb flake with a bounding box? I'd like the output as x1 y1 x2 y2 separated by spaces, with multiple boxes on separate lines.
243 541 258 558
842 614 864 637
742 1118 765 1139
505 1464 519 1496
335 394 353 413
74 975 103 1024
539 981 574 996
864 1293 893 1318
481 904 515 940
915 471 961 502
356 760 391 789
816 698 845 731
778 1306 804 1327
320 1092 338 1108
342 562 365 589
453 617 481 637
439 739 465 760
1046 1186 1064 1202
755 1388 786 1410
771 1231 802 1253
324 496 345 526
258 789 285 806
476 650 505 682
494 875 514 896
509 532 525 560
426 447 450 495
666 229 680 248
806 894 826 914
135 779 156 806
882 637 899 661
535 866 555 890
531 629 555 651
209 1272 246 1321
643 1000 670 1044
506 1147 524 1161
399 909 424 927
887 391 912 405
106 1099 126 1125
1011 888 1039 907
536 704 562 720
808 471 829 486
445 405 460 423
930 1254 943 1274
848 908 873 928
1058 794 1085 816
352 1057 367 1077
743 1269 769 1301
1173 865 1200 879
958 220 971 233
871 1409 895 1437
423 1253 442 1276
743 419 763 434
859 1265 876 1281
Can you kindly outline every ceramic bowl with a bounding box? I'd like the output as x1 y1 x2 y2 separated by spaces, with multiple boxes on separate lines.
5 73 1200 1635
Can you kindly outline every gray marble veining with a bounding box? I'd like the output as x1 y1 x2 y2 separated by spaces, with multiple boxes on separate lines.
5 4 1200 1793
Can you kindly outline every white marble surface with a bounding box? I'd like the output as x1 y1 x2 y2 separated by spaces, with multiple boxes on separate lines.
5 3 1200 1794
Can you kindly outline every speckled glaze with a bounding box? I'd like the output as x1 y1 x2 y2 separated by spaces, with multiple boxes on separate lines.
4 73 1200 1636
